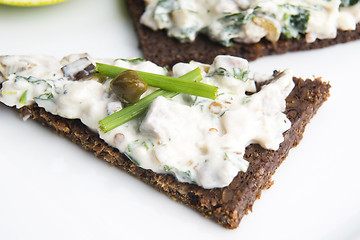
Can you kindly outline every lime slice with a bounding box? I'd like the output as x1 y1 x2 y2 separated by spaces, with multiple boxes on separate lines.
0 0 67 6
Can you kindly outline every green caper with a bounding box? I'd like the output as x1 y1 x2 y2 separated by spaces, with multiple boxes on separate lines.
110 70 148 104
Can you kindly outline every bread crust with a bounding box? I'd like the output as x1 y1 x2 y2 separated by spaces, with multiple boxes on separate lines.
127 0 360 67
14 77 330 229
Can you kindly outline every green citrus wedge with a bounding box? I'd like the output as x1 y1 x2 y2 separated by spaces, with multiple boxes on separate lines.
0 0 67 6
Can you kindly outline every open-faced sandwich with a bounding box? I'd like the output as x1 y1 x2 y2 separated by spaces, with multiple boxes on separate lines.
128 0 360 66
0 53 330 228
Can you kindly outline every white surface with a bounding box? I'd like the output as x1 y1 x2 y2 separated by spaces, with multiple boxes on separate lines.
0 0 360 239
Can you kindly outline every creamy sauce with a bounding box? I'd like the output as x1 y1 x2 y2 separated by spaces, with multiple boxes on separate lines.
140 0 360 46
0 54 294 188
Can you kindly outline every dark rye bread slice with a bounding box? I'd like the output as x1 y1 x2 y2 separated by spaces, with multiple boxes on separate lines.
127 0 360 67
9 77 330 229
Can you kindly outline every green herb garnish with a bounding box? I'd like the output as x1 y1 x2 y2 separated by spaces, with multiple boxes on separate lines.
19 90 28 104
280 4 310 39
233 68 249 81
209 67 249 81
124 152 140 166
1 90 17 95
163 165 195 184
35 92 54 101
116 58 146 63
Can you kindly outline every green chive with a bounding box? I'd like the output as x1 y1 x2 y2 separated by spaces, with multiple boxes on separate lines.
19 90 28 104
95 63 217 100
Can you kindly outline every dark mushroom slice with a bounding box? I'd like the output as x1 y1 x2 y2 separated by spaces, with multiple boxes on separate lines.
61 57 95 80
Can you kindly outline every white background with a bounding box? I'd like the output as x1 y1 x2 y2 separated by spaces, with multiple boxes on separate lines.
0 0 360 239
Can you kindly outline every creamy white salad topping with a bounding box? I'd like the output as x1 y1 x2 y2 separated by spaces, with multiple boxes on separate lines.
0 54 294 188
141 0 360 46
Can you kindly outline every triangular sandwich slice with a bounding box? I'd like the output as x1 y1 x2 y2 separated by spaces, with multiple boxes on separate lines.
128 0 360 67
0 54 330 228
